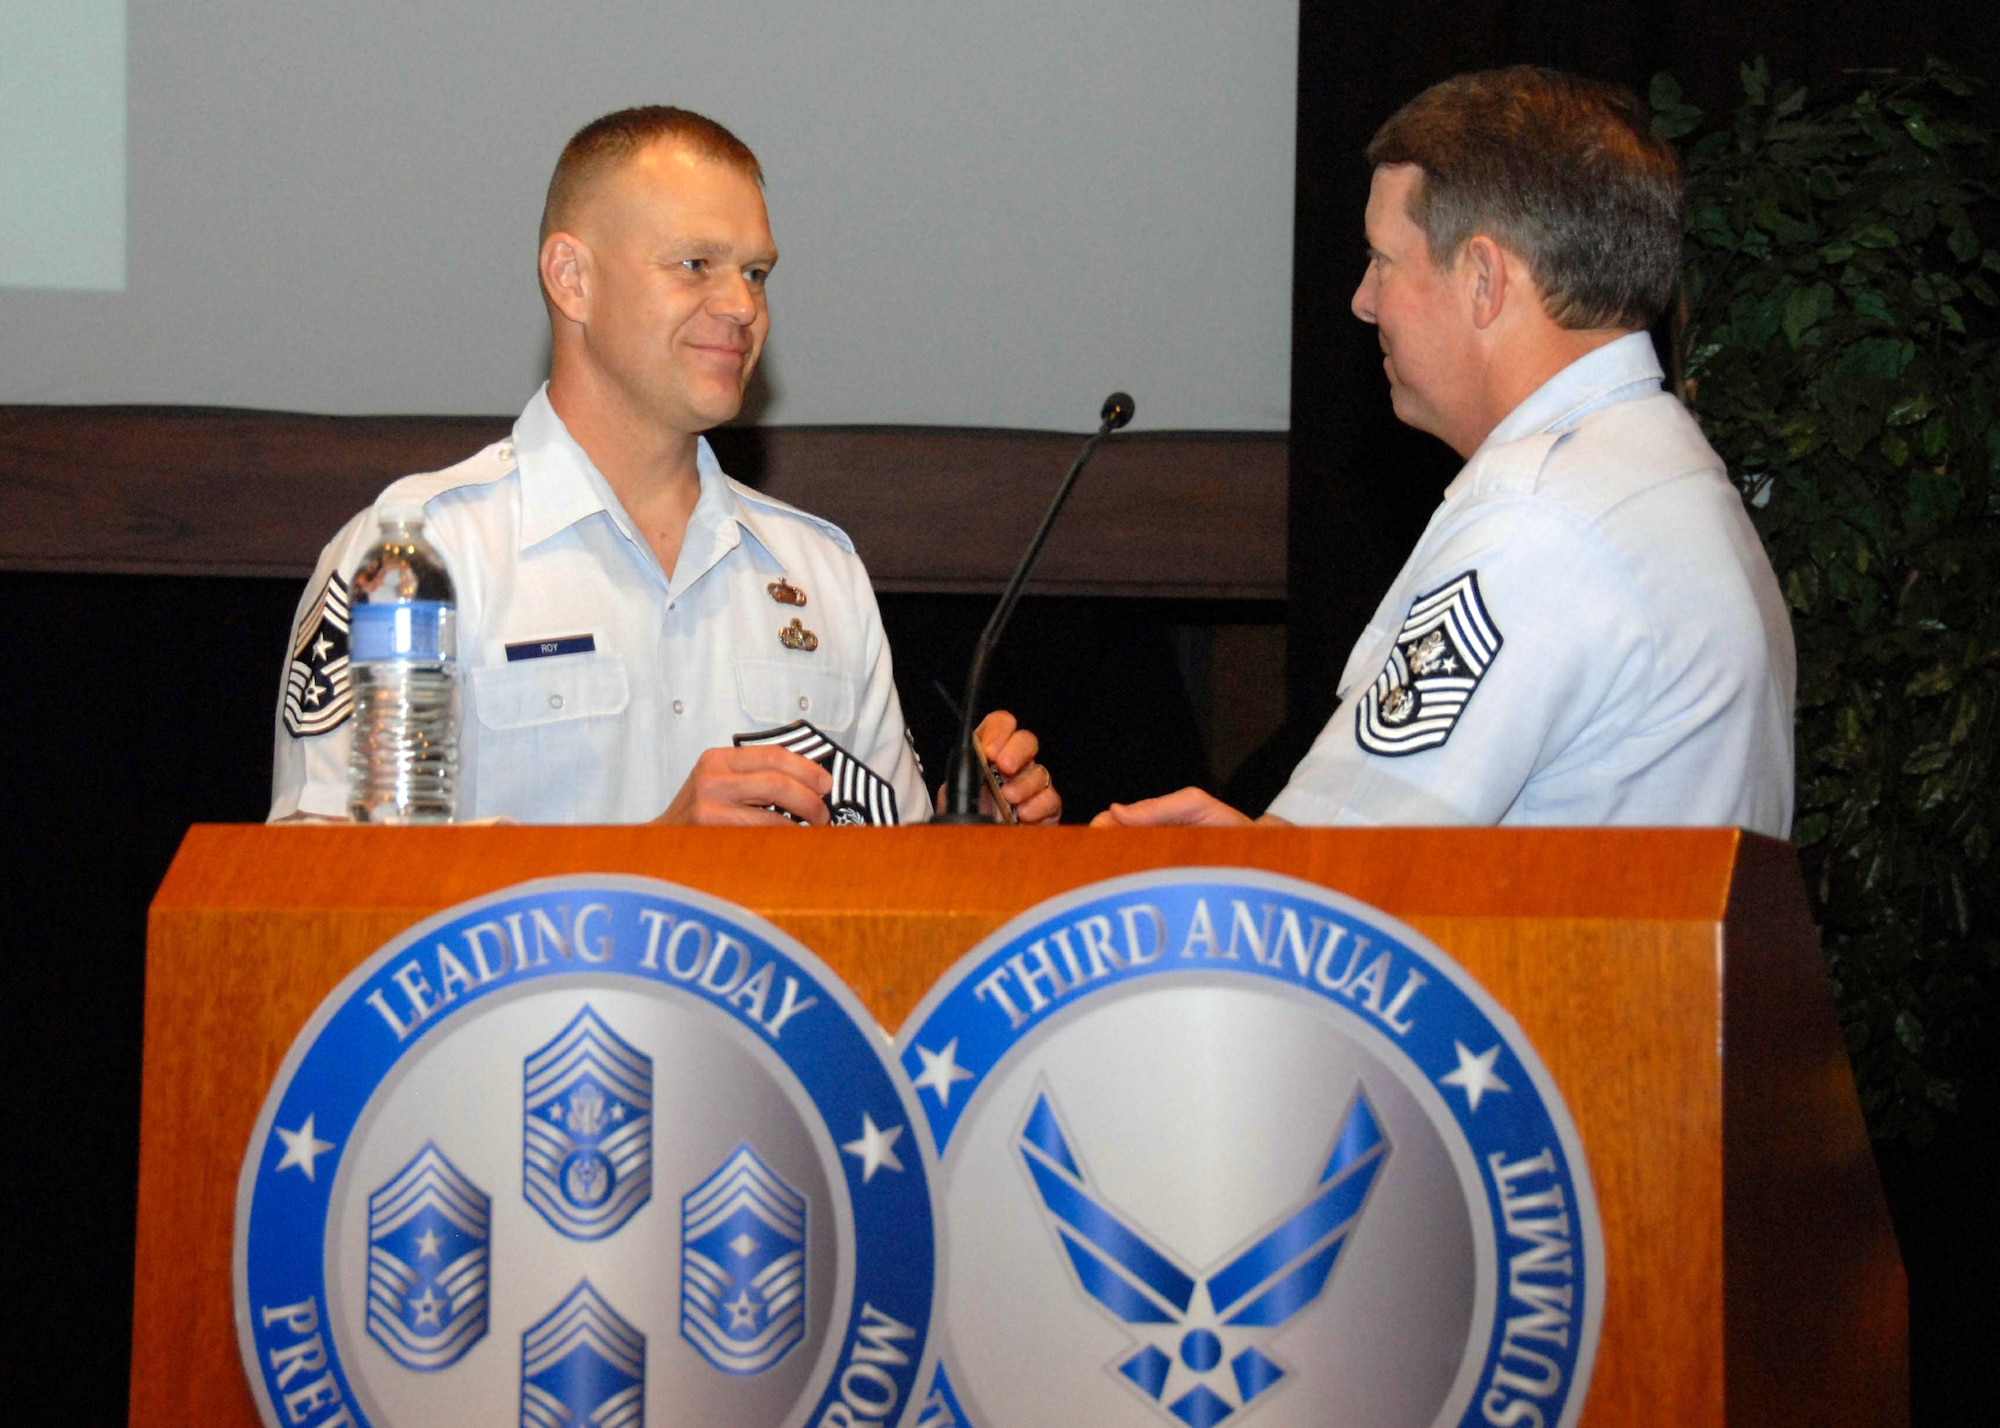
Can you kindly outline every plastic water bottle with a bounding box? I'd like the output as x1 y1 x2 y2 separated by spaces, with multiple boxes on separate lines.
347 505 459 823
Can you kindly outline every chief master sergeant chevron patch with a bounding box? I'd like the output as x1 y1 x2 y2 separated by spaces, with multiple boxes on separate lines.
283 571 353 737
1356 570 1502 757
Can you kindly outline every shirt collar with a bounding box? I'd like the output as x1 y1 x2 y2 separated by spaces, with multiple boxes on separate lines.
1442 332 1663 501
1480 331 1664 448
511 385 787 587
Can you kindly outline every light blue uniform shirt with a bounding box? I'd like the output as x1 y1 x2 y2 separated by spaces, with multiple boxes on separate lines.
271 388 928 823
1268 334 1796 835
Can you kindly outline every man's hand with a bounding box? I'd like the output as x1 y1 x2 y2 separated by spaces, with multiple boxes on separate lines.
945 710 1062 825
1091 787 1256 827
658 746 833 825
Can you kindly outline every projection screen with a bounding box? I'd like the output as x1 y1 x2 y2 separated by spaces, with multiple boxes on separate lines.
0 1 1297 432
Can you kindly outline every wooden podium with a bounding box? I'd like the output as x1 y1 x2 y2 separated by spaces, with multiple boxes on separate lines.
131 825 1904 1427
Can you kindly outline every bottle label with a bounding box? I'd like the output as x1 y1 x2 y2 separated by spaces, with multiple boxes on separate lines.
351 601 456 663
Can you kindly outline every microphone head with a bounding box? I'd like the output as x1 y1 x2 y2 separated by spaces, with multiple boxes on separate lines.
1100 391 1135 430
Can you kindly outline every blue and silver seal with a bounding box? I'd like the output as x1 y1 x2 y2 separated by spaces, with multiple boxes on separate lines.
897 868 1602 1428
234 875 937 1428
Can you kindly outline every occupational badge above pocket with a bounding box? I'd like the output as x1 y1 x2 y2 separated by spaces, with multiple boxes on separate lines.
1355 571 1503 756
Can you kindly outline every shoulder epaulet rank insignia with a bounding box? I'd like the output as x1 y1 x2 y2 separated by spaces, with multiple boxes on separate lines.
284 572 354 737
1355 571 1502 756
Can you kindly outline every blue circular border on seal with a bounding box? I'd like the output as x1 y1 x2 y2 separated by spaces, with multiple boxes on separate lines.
233 874 937 1428
895 866 1604 1428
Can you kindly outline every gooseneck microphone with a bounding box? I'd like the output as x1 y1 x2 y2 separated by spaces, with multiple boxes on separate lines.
936 391 1135 823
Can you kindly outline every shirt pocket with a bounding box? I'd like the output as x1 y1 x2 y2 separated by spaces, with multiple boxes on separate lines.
735 657 856 732
472 653 631 730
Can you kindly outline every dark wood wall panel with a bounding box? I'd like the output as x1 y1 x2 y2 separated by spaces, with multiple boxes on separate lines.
0 407 1285 599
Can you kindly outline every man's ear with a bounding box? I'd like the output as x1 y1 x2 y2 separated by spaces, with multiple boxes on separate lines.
539 232 592 326
1462 234 1508 330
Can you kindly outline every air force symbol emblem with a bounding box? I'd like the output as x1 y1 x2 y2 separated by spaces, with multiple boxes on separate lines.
1356 571 1502 757
900 868 1602 1428
680 1144 809 1374
523 1006 653 1240
366 1143 491 1371
1019 1088 1389 1427
235 875 937 1428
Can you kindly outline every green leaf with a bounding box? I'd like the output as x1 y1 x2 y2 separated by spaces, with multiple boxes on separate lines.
1949 224 1980 263
1904 660 1952 696
1784 284 1836 344
1785 565 1821 613
1850 224 1900 249
1881 433 1911 467
1852 289 1894 323
1886 394 1933 426
1742 57 1770 107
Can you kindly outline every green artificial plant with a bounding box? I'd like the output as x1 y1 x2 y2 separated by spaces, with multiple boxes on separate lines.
1652 61 2000 1142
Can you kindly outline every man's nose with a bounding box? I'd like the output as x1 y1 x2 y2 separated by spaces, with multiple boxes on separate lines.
709 271 758 323
1351 266 1378 324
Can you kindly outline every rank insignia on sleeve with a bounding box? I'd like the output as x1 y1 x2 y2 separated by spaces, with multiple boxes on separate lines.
1355 570 1502 757
283 572 353 737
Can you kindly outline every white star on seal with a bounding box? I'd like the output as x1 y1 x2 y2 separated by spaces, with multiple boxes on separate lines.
841 1113 905 1183
311 633 332 662
273 1115 337 1181
1439 1041 1511 1113
911 1039 976 1107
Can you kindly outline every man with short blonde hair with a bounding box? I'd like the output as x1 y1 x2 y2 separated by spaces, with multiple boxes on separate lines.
272 106 1058 825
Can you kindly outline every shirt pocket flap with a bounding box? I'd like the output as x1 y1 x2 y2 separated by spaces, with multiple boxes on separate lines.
735 658 856 730
472 654 630 731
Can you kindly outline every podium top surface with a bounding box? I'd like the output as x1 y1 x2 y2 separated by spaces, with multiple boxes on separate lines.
155 823 1766 923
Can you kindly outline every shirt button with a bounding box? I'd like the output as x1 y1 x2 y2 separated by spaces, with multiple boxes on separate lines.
549 693 564 710
798 696 810 711
672 699 684 715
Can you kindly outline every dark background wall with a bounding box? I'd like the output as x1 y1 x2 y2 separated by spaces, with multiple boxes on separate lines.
6 1 1998 1421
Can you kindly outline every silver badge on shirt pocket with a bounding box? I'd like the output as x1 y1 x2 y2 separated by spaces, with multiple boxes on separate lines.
1355 571 1503 757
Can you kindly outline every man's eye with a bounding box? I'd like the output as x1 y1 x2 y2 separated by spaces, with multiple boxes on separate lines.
681 258 708 273
745 267 770 286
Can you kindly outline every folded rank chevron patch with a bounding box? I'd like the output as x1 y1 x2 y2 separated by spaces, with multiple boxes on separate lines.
1355 571 1503 757
733 720 899 826
283 571 353 737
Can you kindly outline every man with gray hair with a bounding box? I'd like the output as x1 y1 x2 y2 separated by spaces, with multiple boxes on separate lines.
1097 67 1796 834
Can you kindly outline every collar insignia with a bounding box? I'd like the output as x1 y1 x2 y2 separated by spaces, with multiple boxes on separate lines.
767 579 808 607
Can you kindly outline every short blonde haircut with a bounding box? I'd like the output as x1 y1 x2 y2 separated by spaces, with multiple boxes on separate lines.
539 105 763 244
